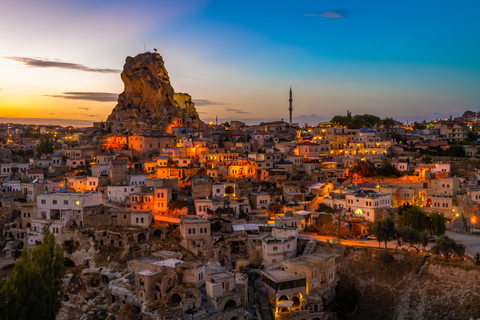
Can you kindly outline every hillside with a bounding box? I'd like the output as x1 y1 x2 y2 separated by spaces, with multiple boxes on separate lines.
338 249 480 320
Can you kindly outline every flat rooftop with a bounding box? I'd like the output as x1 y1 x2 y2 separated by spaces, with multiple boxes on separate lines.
261 269 305 282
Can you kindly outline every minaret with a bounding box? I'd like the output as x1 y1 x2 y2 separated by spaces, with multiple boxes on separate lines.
216 116 218 126
289 87 293 125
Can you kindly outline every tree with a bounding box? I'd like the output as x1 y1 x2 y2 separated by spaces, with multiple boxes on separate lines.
390 133 404 144
412 122 427 130
445 145 466 157
397 205 430 232
316 203 337 214
372 216 396 249
396 227 428 253
429 212 446 236
431 235 465 262
474 252 480 266
314 213 337 236
421 155 433 164
350 161 375 178
381 117 396 128
0 233 66 320
376 160 401 177
36 136 55 157
467 130 479 142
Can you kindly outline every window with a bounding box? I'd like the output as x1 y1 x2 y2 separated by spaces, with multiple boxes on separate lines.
124 215 127 219
273 246 278 251
188 229 191 234
136 218 139 223
53 200 57 205
141 218 144 223
64 200 68 205
75 201 80 206
41 199 46 204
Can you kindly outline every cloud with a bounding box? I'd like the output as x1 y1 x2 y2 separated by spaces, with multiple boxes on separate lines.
79 107 90 110
304 9 349 18
193 99 228 106
432 112 443 116
5 57 120 73
173 75 200 81
225 108 250 114
45 92 118 102
0 117 94 127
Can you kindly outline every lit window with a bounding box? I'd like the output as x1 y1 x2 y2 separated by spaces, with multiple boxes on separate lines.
75 201 80 206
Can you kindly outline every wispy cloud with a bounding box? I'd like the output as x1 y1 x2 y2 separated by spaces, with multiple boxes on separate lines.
79 107 90 110
173 75 200 81
304 9 349 19
0 117 94 127
194 99 228 106
5 57 120 73
45 92 118 102
225 108 250 114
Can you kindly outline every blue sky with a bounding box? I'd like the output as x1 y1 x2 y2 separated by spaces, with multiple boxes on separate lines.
0 0 479 125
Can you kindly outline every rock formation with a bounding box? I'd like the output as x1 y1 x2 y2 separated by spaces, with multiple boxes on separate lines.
107 52 201 132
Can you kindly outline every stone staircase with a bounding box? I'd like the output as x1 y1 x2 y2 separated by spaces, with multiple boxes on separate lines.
302 240 316 256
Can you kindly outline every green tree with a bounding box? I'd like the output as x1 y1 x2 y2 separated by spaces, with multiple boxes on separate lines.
396 227 429 253
412 122 427 130
467 130 479 142
390 133 404 144
376 160 401 177
445 145 466 157
397 205 430 232
0 233 66 320
421 155 433 164
372 216 396 249
316 203 337 214
381 117 396 128
429 212 446 236
36 137 55 157
431 235 465 262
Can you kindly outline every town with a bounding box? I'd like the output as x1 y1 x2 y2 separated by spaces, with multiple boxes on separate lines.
1 52 480 320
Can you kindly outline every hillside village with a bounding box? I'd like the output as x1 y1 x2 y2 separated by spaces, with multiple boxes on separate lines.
1 53 480 320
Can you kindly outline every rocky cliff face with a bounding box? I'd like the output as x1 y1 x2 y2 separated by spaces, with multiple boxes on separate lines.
339 250 480 320
107 52 200 131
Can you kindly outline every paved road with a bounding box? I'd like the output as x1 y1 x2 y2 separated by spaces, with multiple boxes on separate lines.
299 232 418 250
300 231 480 258
446 231 480 258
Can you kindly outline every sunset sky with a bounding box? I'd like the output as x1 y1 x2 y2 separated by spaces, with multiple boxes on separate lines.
1 0 479 126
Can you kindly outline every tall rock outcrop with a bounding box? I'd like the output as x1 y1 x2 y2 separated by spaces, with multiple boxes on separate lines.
107 52 201 132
